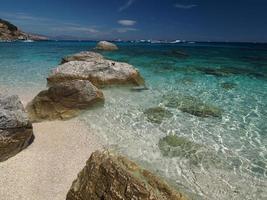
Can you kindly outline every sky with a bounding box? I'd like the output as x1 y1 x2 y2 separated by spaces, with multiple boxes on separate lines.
0 0 267 42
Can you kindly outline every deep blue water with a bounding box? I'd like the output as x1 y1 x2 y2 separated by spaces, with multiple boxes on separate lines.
0 41 267 199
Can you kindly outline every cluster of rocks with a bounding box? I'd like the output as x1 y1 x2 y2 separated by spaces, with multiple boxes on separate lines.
144 94 223 125
1 42 189 199
0 93 33 162
0 18 47 41
27 42 144 122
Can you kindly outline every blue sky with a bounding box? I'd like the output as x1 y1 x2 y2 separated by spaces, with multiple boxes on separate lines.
0 0 267 42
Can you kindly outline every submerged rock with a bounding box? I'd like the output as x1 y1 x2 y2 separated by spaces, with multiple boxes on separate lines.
196 66 265 78
131 86 149 92
163 94 222 118
61 51 103 64
221 82 237 90
176 77 194 85
47 59 145 87
144 107 173 124
66 150 187 200
26 80 104 122
158 135 229 168
0 93 34 162
170 50 189 58
95 41 118 51
159 135 203 159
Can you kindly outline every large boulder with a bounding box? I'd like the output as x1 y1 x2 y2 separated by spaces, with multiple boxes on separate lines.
47 59 145 87
26 80 104 122
66 151 187 200
61 51 103 64
95 41 118 51
0 93 33 162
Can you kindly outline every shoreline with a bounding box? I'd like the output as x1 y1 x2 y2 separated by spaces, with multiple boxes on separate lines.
0 108 103 200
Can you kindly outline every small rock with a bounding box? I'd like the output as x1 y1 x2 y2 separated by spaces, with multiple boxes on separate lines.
144 107 173 124
221 82 237 90
158 135 202 158
131 86 149 92
163 94 222 118
95 41 118 51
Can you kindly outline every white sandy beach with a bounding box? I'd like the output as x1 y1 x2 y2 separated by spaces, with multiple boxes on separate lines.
0 116 103 200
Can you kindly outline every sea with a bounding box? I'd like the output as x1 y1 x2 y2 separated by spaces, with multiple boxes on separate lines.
0 41 266 199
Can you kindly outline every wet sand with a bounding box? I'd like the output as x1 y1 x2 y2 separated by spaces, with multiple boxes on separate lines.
0 118 103 200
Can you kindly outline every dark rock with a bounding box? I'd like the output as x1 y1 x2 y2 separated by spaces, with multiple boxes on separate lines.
0 93 34 162
196 66 266 79
176 77 194 85
170 50 189 58
26 80 104 122
158 135 203 159
221 82 237 90
66 150 188 200
158 135 229 169
144 107 173 124
163 94 222 118
131 86 149 92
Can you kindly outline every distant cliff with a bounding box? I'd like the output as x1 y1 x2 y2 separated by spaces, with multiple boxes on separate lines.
0 19 48 41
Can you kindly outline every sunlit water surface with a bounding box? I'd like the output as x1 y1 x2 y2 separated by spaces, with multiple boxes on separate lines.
0 41 267 199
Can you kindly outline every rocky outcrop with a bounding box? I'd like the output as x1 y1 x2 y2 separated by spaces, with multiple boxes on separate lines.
61 51 103 64
95 41 119 51
26 80 104 122
0 18 48 41
48 54 145 87
66 151 187 200
0 93 34 162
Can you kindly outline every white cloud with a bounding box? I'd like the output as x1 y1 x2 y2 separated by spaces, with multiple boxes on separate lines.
118 20 136 26
118 0 135 12
175 4 197 9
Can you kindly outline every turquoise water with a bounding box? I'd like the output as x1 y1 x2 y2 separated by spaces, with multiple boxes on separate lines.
1 41 267 199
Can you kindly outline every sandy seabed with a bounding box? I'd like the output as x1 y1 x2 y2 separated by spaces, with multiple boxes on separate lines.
0 117 103 200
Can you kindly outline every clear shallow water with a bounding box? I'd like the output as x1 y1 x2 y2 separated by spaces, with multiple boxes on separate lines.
1 41 267 199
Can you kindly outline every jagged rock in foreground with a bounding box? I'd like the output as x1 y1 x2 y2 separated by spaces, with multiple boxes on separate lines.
61 51 103 64
26 80 104 122
0 18 48 41
0 93 34 162
95 41 119 51
48 55 145 87
66 151 187 200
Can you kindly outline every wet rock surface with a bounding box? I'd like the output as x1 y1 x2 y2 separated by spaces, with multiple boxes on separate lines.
66 150 187 200
0 93 34 162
